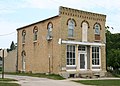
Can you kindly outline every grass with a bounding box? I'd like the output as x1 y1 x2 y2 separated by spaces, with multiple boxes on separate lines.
74 80 120 86
0 78 20 86
6 72 65 80
0 78 17 81
0 83 20 86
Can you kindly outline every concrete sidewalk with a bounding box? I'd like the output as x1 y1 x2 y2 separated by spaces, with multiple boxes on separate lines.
1 74 92 86
67 77 120 80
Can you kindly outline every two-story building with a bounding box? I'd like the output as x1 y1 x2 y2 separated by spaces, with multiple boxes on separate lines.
17 6 106 78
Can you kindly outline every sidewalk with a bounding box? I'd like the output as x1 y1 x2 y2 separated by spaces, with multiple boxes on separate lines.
67 77 120 81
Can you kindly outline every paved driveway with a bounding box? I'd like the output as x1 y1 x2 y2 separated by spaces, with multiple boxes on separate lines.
2 75 91 86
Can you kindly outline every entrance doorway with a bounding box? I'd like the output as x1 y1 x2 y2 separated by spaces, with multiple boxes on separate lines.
78 46 87 70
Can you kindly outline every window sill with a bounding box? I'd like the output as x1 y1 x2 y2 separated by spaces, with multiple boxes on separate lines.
33 40 37 43
92 69 101 71
22 43 25 45
68 37 75 40
92 65 101 67
66 65 76 67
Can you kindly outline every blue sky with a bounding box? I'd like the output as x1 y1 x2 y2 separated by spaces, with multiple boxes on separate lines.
0 0 120 48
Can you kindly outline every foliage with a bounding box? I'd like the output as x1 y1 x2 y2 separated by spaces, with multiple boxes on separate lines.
107 49 120 70
10 41 16 50
106 28 120 71
74 80 120 86
7 41 16 52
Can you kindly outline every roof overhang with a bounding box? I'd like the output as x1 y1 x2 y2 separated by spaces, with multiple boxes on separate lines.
61 40 105 46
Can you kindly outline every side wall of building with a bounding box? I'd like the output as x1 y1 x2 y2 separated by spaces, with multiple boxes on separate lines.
17 16 61 73
4 49 17 72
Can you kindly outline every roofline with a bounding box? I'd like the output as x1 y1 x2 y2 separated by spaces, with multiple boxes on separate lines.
17 15 59 30
59 6 106 17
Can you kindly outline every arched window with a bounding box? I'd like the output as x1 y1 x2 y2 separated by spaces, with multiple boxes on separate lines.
94 23 101 41
47 22 53 40
21 50 26 71
81 21 88 42
22 30 26 43
33 26 38 41
94 23 100 35
68 19 75 37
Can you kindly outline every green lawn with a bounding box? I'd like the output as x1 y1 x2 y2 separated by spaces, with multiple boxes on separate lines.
0 78 20 86
0 78 17 81
74 80 120 86
6 72 65 80
0 83 20 86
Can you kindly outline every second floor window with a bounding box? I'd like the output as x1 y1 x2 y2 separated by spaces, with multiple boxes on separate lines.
94 24 100 35
33 26 38 41
68 19 75 37
48 23 52 37
22 30 26 43
46 22 53 40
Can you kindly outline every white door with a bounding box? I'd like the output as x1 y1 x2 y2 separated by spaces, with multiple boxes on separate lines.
82 22 88 42
79 53 87 70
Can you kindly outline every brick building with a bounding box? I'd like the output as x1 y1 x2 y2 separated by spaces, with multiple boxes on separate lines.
17 6 106 78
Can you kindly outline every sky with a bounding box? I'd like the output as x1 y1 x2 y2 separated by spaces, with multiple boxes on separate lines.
0 0 120 48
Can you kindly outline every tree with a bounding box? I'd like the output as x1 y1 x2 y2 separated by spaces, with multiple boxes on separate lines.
7 41 16 52
107 49 120 70
106 28 120 70
10 41 16 50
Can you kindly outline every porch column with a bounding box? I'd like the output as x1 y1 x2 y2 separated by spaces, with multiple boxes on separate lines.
76 45 79 71
90 46 92 70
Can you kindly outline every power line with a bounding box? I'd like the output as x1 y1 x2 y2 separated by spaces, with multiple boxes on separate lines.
0 31 16 36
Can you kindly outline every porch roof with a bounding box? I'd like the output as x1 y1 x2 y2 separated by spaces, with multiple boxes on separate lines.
61 40 105 46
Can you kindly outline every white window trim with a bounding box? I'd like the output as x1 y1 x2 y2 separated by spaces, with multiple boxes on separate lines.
66 65 76 67
66 45 76 66
92 46 101 70
92 69 101 71
68 19 75 37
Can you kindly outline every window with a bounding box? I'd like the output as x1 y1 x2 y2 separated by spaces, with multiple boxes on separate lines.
33 26 38 41
92 47 100 65
78 46 86 51
22 30 26 43
47 22 53 40
21 50 26 71
82 22 88 42
68 19 75 37
94 24 100 35
67 45 75 65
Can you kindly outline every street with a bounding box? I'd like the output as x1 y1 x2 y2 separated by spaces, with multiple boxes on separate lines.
1 74 91 86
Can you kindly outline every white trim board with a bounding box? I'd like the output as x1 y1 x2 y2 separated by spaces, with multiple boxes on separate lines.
62 40 105 46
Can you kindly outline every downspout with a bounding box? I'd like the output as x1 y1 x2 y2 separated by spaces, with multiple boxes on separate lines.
16 30 18 72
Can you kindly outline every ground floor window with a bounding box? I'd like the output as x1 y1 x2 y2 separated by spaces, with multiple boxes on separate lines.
67 45 75 65
92 46 100 66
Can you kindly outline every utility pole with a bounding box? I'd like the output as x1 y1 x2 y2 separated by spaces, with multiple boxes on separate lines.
2 49 4 79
